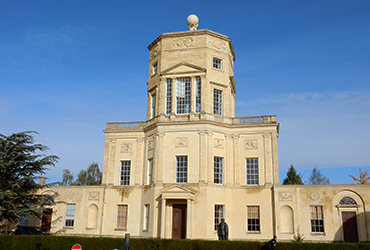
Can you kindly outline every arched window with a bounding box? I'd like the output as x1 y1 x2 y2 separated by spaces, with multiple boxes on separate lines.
339 197 357 206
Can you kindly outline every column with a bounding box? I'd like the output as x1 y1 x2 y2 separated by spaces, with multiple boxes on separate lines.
225 134 233 185
186 199 193 238
263 133 273 185
271 133 280 185
155 132 165 184
198 130 207 184
134 137 144 185
161 198 167 238
232 135 240 186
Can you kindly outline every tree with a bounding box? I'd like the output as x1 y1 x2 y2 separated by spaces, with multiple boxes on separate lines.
349 169 370 184
308 167 330 185
65 163 102 186
0 131 59 223
283 164 304 185
61 169 74 185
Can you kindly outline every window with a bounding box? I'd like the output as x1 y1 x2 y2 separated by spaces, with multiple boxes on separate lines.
246 158 258 186
214 205 225 230
166 79 172 115
147 159 153 185
176 78 191 114
117 205 128 230
120 161 131 186
176 156 188 183
213 89 223 115
151 93 156 119
153 62 158 75
214 157 224 184
213 58 222 70
143 204 150 231
310 205 324 233
247 206 260 232
194 77 201 113
65 203 76 227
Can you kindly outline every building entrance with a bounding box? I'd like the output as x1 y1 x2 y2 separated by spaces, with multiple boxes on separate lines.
172 204 187 239
342 211 358 242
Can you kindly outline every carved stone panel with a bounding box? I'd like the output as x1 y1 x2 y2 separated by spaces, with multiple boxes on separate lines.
121 143 132 153
214 138 224 149
68 191 76 201
279 192 293 201
310 192 320 201
173 37 194 48
208 39 227 51
148 140 154 151
245 140 258 150
150 43 160 58
176 137 188 147
88 191 100 200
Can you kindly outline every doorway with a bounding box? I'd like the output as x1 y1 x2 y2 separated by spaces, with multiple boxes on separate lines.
172 204 187 239
342 211 358 242
41 208 52 233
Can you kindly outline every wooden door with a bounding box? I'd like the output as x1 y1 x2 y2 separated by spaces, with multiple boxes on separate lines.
342 211 358 242
172 204 187 239
41 208 52 233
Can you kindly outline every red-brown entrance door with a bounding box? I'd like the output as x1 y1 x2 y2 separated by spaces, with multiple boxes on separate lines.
342 211 358 242
172 204 187 239
41 208 52 233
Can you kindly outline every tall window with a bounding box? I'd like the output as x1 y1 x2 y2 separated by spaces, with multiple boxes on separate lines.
153 62 158 75
247 206 260 232
147 159 153 185
214 157 224 184
117 205 128 230
246 158 258 186
194 77 201 113
310 205 324 233
176 78 191 114
214 205 225 230
176 156 188 183
213 58 222 70
120 161 131 186
143 204 150 231
166 79 172 115
65 203 76 227
213 89 223 115
151 93 156 119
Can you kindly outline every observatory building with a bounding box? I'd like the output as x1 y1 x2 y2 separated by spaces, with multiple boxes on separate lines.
39 15 370 242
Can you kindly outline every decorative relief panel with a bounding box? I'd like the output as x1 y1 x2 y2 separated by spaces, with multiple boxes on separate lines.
176 137 188 147
121 143 132 153
209 39 227 51
173 37 194 48
279 192 293 201
245 140 258 150
214 138 224 149
148 140 154 150
150 43 160 58
88 191 100 200
310 191 320 201
68 191 76 201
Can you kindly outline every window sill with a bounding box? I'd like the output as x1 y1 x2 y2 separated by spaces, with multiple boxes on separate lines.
246 231 261 234
115 228 127 231
311 232 326 235
63 227 74 229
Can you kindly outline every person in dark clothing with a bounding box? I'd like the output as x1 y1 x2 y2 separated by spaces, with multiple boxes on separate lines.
266 236 277 250
217 218 229 240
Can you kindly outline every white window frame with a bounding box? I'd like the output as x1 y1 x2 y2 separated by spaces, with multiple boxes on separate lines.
165 79 172 115
213 57 222 70
247 205 260 232
310 205 325 233
152 62 158 75
194 77 201 113
213 89 223 115
120 161 131 186
176 156 188 183
214 204 225 230
151 93 156 119
214 157 224 185
143 204 150 231
246 158 259 186
65 203 76 228
147 159 153 185
116 204 128 230
175 77 191 114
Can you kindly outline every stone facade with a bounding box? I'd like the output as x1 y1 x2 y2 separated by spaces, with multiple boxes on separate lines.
37 24 370 242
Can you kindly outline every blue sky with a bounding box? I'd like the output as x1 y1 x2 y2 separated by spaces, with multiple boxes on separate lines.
1 0 369 184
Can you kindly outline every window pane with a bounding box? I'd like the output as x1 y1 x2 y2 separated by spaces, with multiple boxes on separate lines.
166 79 172 115
213 89 222 115
214 157 223 184
214 205 224 230
120 161 131 186
117 205 128 229
176 156 188 183
151 93 156 119
213 58 222 70
310 205 324 233
65 203 76 227
246 158 258 185
247 206 260 232
176 78 191 114
195 77 201 113
147 159 153 185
